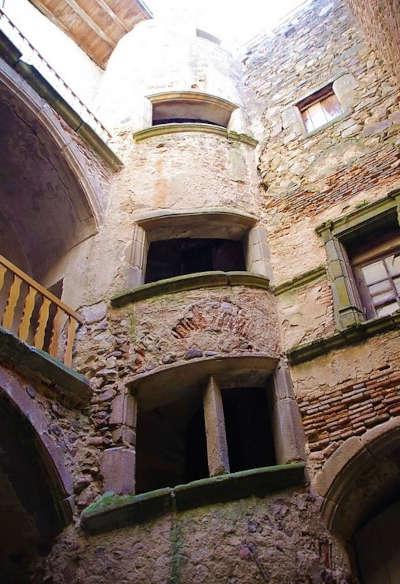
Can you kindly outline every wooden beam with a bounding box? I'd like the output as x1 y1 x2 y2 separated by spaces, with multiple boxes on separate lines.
62 0 115 47
92 0 130 33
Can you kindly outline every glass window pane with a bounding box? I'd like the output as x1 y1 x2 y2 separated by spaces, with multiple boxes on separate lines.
369 280 393 296
376 302 399 317
361 260 387 285
385 253 400 277
370 290 396 306
322 94 341 119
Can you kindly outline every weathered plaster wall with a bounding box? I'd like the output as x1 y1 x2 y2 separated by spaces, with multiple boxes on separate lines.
95 19 247 132
42 489 352 584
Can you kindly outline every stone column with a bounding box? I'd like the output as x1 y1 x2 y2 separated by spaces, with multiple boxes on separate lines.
271 361 305 465
126 224 148 288
203 376 230 476
246 225 272 280
101 391 138 494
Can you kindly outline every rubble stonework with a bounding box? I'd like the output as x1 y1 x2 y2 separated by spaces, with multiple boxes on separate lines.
2 0 400 581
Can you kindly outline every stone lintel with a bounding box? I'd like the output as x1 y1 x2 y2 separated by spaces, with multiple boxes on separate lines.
127 354 278 412
203 377 230 476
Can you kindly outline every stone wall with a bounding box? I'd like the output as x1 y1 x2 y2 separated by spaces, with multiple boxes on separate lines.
242 0 400 482
347 0 400 87
42 489 352 584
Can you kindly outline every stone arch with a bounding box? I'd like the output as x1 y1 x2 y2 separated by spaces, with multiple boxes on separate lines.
314 416 400 540
0 364 73 519
0 363 74 578
0 59 102 282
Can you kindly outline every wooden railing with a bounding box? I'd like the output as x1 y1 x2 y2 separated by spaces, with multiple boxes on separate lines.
0 255 83 367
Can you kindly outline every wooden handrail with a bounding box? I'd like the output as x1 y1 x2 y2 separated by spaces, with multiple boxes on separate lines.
0 255 83 366
0 255 83 323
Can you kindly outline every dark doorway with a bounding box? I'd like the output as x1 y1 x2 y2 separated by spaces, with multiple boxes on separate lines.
145 238 246 283
135 392 209 493
221 387 276 473
354 499 400 584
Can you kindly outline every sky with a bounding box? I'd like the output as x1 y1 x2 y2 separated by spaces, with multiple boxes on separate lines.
146 0 307 49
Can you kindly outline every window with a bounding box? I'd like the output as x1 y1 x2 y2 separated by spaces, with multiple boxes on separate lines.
347 226 400 319
145 238 246 283
134 373 276 494
298 84 342 133
149 92 237 128
317 193 400 329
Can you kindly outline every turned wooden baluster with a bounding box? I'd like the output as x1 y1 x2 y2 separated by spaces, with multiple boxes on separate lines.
18 286 37 341
64 316 79 367
48 306 63 359
33 297 51 350
3 274 22 330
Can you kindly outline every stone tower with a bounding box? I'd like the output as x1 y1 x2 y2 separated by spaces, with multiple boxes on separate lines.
0 0 399 582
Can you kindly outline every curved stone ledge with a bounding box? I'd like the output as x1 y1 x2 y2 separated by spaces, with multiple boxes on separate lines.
81 463 306 534
0 326 91 406
132 123 258 146
111 271 270 306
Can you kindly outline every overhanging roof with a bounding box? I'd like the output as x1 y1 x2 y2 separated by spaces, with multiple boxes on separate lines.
29 0 152 68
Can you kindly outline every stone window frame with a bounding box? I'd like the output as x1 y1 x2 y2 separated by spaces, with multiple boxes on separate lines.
126 208 272 289
102 356 306 495
316 191 400 330
146 91 238 129
283 73 359 138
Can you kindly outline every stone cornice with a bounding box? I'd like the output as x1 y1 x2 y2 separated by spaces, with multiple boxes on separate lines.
287 311 400 364
147 90 239 112
273 265 326 295
316 189 400 236
132 123 258 146
111 271 270 306
81 463 306 534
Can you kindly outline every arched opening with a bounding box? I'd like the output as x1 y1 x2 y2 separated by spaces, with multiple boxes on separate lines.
0 64 98 287
317 421 400 583
0 393 67 582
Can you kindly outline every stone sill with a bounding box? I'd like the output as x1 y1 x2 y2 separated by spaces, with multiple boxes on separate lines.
302 111 348 139
132 123 258 147
0 326 91 406
81 463 305 534
111 271 270 307
287 311 400 365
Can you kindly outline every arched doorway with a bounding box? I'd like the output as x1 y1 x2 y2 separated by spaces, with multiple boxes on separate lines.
0 392 68 582
315 419 400 583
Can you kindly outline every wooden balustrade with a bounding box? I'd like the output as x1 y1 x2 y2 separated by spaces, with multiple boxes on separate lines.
0 255 83 367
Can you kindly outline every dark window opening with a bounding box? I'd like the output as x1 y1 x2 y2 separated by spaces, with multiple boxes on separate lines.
135 394 208 494
297 83 341 133
346 219 400 319
222 387 276 473
153 117 220 126
145 238 246 283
